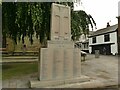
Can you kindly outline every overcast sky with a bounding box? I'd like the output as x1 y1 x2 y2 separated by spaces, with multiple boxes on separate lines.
79 0 120 31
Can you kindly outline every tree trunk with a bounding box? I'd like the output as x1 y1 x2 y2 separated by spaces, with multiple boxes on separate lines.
2 35 6 48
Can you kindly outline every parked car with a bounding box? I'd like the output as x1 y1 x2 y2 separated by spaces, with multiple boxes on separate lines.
81 51 87 61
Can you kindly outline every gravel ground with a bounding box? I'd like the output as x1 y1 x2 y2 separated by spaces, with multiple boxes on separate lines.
2 54 119 88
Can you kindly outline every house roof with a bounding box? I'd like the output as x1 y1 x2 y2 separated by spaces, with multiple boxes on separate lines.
89 24 118 37
89 31 94 35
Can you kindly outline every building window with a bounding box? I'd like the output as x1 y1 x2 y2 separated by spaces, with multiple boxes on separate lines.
92 37 96 43
104 34 110 42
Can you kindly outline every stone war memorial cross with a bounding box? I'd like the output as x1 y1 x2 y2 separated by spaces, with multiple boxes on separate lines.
50 3 71 41
30 3 90 88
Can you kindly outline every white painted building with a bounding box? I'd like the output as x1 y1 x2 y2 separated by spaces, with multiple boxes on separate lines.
89 24 118 55
75 31 93 53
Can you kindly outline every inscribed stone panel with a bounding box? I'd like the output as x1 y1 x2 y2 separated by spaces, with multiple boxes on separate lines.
73 49 81 77
64 49 73 78
40 48 53 80
53 48 64 79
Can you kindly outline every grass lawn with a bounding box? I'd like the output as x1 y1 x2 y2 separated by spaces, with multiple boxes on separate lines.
2 62 38 80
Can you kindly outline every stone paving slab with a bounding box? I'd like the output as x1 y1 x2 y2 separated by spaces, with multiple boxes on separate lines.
47 79 118 88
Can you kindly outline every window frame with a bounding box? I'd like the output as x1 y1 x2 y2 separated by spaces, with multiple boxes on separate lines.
92 37 96 43
104 34 110 42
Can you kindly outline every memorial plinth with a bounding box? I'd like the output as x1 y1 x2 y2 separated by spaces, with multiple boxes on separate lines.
40 47 81 81
30 3 90 88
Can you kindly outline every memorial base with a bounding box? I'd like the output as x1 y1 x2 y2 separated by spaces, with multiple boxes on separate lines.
30 75 90 88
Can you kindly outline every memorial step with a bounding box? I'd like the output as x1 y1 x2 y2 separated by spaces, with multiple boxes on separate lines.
30 75 90 88
2 56 38 59
2 56 38 63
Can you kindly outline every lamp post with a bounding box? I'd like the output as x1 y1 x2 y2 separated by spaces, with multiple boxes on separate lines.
118 16 120 55
118 1 120 55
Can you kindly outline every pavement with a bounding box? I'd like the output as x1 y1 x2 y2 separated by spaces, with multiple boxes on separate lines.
82 54 119 88
2 54 119 88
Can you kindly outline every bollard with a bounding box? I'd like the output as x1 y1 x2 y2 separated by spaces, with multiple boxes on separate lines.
95 50 99 58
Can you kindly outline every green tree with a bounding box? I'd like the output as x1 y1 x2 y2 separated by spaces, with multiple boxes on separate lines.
71 10 96 40
2 2 96 46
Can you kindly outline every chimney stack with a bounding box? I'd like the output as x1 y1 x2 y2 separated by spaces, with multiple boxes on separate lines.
107 22 110 27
